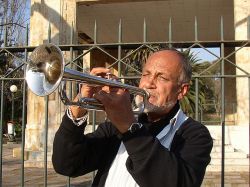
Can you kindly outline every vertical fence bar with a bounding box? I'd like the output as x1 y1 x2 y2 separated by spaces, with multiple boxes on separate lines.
43 23 52 187
67 22 75 187
118 19 122 77
194 16 198 41
220 16 225 187
44 95 49 187
168 17 172 48
0 21 8 186
89 20 99 184
0 80 4 186
92 111 96 131
89 19 97 185
20 24 29 187
4 20 7 47
194 16 199 122
94 20 97 44
69 22 74 100
195 77 199 121
143 18 147 43
11 92 14 120
92 110 97 182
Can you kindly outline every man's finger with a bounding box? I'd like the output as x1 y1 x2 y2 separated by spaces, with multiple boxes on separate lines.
93 90 111 106
90 67 110 76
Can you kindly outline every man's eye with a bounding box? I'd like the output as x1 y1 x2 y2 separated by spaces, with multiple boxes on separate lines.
142 73 149 77
158 76 168 81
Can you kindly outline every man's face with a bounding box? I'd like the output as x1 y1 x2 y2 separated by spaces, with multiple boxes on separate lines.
137 50 187 114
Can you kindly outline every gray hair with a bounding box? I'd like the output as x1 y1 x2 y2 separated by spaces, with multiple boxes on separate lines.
156 48 192 85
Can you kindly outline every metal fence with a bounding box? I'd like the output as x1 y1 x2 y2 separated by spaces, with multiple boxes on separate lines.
0 17 250 186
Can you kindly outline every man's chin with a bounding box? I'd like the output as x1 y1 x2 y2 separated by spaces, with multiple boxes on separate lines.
143 104 166 113
137 101 175 114
136 100 166 113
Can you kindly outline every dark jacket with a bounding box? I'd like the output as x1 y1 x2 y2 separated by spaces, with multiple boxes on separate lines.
52 112 213 187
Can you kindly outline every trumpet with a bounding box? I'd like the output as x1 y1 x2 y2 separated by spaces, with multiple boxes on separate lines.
25 43 149 112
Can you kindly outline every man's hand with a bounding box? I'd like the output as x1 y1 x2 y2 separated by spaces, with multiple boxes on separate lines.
93 86 137 133
70 67 136 133
69 67 111 119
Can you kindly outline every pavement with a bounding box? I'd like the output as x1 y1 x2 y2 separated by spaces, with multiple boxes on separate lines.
2 143 92 187
202 172 249 187
2 143 249 187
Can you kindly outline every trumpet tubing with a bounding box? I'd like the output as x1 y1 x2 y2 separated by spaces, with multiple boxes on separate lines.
25 43 148 111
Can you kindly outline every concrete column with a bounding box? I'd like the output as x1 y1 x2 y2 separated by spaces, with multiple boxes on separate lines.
25 0 77 165
234 0 250 126
230 0 250 154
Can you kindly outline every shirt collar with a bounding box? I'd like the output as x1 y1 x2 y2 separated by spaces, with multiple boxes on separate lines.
138 102 180 137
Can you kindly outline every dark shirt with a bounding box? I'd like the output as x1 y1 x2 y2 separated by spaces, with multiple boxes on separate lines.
52 105 213 187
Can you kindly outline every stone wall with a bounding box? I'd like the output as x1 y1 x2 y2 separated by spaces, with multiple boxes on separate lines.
234 0 250 126
27 0 77 161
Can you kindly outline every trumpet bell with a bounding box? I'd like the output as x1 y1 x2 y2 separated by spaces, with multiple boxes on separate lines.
26 44 64 96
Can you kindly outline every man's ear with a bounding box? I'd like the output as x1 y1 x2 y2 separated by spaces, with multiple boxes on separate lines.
177 84 189 100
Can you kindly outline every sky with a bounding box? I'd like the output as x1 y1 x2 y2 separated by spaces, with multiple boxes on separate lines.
190 47 220 63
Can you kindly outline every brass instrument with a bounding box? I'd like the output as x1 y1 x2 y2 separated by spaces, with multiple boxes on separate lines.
25 43 149 112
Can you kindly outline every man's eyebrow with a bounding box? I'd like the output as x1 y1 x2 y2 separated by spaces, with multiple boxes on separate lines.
157 70 169 76
142 69 150 73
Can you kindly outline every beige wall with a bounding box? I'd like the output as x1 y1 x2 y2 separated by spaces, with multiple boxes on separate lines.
234 0 250 126
27 0 77 154
30 0 77 45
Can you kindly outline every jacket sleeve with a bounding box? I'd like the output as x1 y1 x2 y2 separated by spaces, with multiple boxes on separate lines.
123 119 213 187
52 113 117 177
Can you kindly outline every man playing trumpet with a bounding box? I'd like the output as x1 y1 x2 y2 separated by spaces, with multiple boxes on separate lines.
52 49 213 187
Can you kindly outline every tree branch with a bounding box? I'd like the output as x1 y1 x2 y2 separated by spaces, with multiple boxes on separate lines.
0 22 26 29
